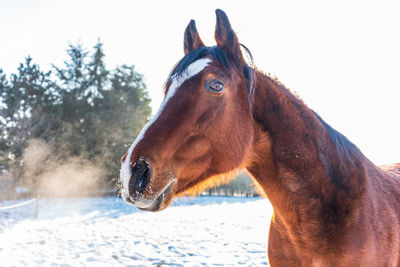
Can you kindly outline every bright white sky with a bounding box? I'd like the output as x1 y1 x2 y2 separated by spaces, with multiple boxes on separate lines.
1 0 399 165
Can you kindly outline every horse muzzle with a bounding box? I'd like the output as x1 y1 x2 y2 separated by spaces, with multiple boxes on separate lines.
121 158 176 211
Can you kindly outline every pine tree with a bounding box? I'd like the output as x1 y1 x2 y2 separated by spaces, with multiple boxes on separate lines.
0 68 10 169
52 41 151 182
0 57 55 183
95 64 151 178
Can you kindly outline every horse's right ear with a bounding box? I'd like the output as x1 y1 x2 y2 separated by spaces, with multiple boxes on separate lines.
214 9 245 66
184 20 205 55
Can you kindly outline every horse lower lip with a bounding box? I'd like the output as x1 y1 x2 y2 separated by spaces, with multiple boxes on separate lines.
136 181 176 211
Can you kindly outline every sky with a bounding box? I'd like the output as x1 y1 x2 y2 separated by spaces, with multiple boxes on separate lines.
1 0 399 165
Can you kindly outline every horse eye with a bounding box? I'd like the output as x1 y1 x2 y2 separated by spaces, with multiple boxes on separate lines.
206 79 224 93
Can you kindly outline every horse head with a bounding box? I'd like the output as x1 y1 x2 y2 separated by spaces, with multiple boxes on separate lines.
120 9 256 211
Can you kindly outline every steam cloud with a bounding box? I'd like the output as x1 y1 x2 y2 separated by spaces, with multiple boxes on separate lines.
22 139 106 197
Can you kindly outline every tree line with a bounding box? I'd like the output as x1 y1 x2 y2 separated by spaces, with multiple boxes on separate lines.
0 41 151 196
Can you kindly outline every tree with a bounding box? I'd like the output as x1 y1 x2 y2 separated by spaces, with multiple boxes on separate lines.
94 64 151 178
0 68 10 169
52 42 151 180
52 43 99 158
51 41 151 186
0 57 55 184
0 41 152 195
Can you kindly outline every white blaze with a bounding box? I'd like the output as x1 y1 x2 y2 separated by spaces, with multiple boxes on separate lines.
120 58 212 200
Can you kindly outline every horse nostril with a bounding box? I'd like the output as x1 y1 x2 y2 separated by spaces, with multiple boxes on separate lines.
129 158 151 197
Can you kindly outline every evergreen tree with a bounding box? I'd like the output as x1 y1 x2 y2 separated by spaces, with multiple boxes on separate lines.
0 69 10 169
0 40 152 194
95 64 151 178
52 41 151 182
0 57 55 182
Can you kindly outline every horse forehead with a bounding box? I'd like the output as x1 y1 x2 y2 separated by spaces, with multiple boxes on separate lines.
169 57 212 90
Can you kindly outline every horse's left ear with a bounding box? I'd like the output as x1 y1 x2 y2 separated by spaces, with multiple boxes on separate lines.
184 20 205 55
215 10 256 110
214 9 246 66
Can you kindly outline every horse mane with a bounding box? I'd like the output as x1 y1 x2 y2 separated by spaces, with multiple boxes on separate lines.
170 46 231 78
312 111 362 167
264 71 362 169
262 71 363 185
169 43 254 78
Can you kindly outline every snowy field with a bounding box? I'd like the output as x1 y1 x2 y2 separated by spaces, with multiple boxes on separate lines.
0 196 272 266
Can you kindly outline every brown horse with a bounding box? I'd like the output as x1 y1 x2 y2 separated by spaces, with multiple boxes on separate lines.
120 9 400 266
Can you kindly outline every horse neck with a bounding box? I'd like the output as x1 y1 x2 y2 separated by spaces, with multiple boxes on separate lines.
247 71 369 226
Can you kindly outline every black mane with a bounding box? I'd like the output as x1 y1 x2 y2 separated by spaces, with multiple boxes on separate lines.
313 111 362 167
170 46 231 78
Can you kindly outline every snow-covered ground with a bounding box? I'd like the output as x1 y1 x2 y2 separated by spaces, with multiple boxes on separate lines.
0 196 272 266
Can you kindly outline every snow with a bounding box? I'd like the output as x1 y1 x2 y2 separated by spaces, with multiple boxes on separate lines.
0 196 272 266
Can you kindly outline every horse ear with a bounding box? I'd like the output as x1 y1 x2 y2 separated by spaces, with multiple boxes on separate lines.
214 9 245 65
184 20 205 55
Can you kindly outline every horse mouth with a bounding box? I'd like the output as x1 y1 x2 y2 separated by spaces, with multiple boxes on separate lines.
132 180 176 212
